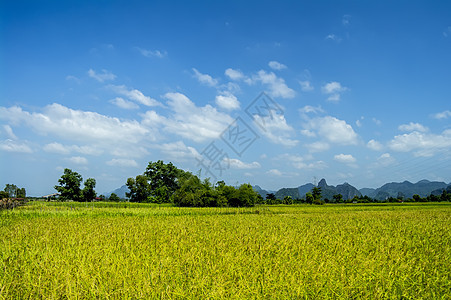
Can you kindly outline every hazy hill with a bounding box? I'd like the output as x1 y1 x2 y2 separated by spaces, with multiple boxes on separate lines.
105 185 129 199
370 180 448 200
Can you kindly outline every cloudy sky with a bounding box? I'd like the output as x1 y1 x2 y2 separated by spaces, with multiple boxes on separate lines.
1 1 450 196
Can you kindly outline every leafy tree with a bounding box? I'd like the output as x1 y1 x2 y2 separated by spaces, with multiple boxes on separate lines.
333 193 343 203
235 183 258 207
126 175 149 202
5 184 18 198
17 187 26 198
266 193 277 204
412 194 422 202
312 187 322 201
98 194 106 201
0 191 8 199
283 196 293 204
109 193 120 202
305 192 314 204
82 178 96 202
144 160 182 202
54 168 83 201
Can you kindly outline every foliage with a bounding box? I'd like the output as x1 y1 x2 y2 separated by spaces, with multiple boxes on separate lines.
54 168 83 201
3 184 26 198
108 193 120 202
82 178 96 202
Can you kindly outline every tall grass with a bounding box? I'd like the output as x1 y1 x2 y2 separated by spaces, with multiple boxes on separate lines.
1 202 450 299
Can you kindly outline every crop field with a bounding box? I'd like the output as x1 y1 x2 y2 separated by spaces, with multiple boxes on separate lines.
1 202 450 299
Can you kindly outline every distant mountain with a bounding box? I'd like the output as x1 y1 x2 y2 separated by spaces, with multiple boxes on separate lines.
359 188 376 197
275 187 299 199
371 180 448 200
253 185 270 198
297 183 315 197
105 185 129 199
316 179 361 200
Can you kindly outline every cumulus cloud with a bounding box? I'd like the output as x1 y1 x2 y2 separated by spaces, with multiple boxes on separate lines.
142 92 233 142
299 105 324 115
157 141 200 162
278 153 326 170
225 68 245 81
88 69 116 82
0 104 152 146
321 81 348 102
2 125 17 140
68 156 88 165
367 139 383 151
224 158 261 169
106 158 138 167
253 70 295 98
215 92 240 111
43 142 103 156
0 139 33 153
135 47 167 58
398 122 428 132
302 116 359 146
192 68 218 87
268 61 287 70
377 153 395 167
388 130 451 157
306 141 330 152
110 97 139 110
109 85 161 107
432 110 451 120
253 114 298 147
266 169 283 176
334 153 356 164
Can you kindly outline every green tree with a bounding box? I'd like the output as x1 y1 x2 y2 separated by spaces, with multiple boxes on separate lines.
266 193 277 204
332 193 343 203
283 196 293 204
126 175 149 202
305 192 314 204
108 193 120 202
4 184 18 198
0 191 8 199
312 187 322 202
54 169 83 201
82 178 96 202
16 187 26 198
144 160 182 202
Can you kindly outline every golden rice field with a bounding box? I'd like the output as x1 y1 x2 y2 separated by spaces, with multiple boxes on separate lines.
1 201 450 299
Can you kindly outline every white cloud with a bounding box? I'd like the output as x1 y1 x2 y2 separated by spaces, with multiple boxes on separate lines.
43 142 103 156
0 104 152 147
342 15 351 26
299 105 324 114
192 68 218 87
0 139 33 153
157 141 200 162
109 85 161 107
106 158 138 167
87 69 116 82
224 158 261 169
334 153 356 164
377 153 395 167
277 153 326 170
321 81 348 102
398 122 428 133
253 114 298 147
68 156 88 165
432 110 451 120
135 47 167 58
225 68 245 81
143 92 233 142
2 125 17 140
266 169 283 176
252 70 295 99
299 80 314 91
268 61 287 70
303 116 359 145
372 118 382 126
367 139 383 151
443 26 451 38
66 75 81 84
110 97 139 110
215 92 240 111
388 130 451 156
306 141 330 152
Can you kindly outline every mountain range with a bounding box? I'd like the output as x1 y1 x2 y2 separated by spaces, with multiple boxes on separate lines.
107 179 450 201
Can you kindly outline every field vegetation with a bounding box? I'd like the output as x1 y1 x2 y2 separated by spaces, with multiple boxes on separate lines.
1 201 450 299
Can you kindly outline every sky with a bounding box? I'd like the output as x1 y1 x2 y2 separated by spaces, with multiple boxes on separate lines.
1 0 451 196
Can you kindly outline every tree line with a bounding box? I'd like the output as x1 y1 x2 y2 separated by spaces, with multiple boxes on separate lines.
53 161 451 206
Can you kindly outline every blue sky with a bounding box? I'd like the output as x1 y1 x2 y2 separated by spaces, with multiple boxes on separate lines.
1 0 451 196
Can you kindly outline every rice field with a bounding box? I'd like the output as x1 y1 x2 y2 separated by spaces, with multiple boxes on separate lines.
1 202 450 299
